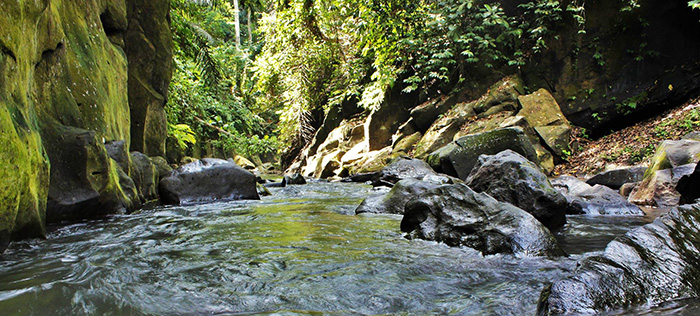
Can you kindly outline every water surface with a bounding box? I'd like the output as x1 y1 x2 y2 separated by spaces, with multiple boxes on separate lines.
0 182 697 315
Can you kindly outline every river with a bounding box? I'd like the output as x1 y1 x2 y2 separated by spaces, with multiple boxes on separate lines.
0 182 698 315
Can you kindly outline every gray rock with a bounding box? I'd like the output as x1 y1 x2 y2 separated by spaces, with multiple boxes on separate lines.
159 158 259 205
378 157 438 186
355 179 444 215
400 184 565 257
465 150 567 230
426 127 539 179
552 176 643 215
282 173 307 185
537 203 700 315
130 152 159 203
586 166 647 190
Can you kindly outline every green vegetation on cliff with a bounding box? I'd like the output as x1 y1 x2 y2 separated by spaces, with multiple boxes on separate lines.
166 0 700 161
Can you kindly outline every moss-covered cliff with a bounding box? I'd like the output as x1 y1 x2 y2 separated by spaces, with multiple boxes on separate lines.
0 0 172 252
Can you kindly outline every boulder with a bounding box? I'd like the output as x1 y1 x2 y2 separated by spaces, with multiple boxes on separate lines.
232 155 256 170
426 127 540 179
149 156 172 179
366 102 410 151
159 158 259 205
105 140 132 174
645 139 700 176
677 163 700 204
355 179 444 215
413 115 466 159
257 183 272 197
465 150 567 230
586 166 648 190
551 176 643 215
377 157 439 186
391 132 422 157
537 204 700 315
410 95 459 131
517 89 572 157
130 152 159 203
400 184 565 257
282 173 307 185
629 164 697 207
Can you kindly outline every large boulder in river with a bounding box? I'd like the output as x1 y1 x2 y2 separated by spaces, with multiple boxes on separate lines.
377 157 439 186
282 173 307 185
426 127 539 179
466 150 567 230
551 176 643 215
355 179 444 215
586 166 647 190
537 203 700 315
159 158 259 205
400 184 565 257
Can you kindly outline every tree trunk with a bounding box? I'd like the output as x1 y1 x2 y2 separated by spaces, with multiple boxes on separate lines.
247 8 253 46
233 0 241 49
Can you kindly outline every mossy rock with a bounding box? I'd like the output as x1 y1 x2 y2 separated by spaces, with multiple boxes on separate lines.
645 140 700 177
426 127 540 179
517 89 568 127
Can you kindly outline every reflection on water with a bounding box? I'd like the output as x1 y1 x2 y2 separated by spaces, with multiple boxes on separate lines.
0 182 697 315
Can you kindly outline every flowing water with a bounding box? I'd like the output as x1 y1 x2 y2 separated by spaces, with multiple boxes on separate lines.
0 182 698 315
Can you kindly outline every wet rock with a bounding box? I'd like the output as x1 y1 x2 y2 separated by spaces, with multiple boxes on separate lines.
159 158 259 205
586 166 648 190
355 179 444 215
105 140 131 174
465 150 567 230
537 203 700 315
282 173 307 185
377 157 438 186
629 164 696 207
677 163 700 204
619 182 638 198
551 176 643 215
426 127 539 179
400 184 565 257
257 183 271 197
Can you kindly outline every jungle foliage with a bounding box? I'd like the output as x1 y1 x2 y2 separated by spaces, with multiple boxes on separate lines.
166 0 700 159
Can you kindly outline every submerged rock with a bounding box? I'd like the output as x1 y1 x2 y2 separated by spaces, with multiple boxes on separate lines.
537 203 700 315
400 184 565 257
466 150 567 230
159 158 259 205
551 176 643 215
355 179 444 215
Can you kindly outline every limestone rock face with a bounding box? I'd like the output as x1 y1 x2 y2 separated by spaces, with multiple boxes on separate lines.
466 150 567 230
159 159 260 205
400 184 565 257
126 0 173 157
0 1 172 251
538 204 700 315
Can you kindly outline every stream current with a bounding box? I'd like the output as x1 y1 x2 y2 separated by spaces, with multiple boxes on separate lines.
0 182 698 315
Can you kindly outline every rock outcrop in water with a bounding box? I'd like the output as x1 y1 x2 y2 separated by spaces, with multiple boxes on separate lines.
551 176 643 216
355 179 444 215
0 0 172 251
400 183 565 257
160 159 260 205
537 203 700 315
465 150 567 230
